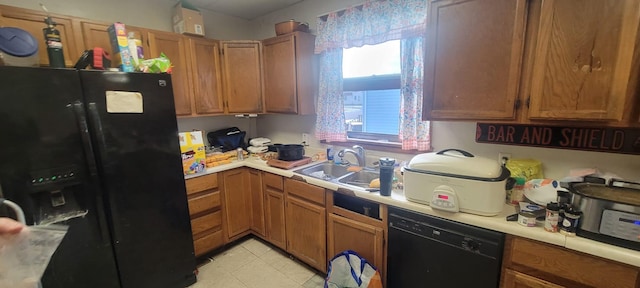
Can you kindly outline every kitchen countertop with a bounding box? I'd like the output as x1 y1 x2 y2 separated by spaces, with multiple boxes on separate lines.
185 156 640 268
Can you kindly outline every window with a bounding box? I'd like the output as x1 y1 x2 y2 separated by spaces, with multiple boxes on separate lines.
342 40 401 144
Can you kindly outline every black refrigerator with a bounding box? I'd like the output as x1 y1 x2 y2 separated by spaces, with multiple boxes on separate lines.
0 66 197 288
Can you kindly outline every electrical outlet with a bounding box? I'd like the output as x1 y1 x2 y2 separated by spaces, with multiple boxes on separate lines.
498 152 512 165
302 133 309 145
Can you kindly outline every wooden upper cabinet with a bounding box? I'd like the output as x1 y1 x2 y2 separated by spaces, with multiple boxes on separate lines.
188 37 224 115
76 22 148 63
221 41 263 113
423 0 527 120
0 5 79 67
263 32 317 115
147 30 192 116
527 0 640 121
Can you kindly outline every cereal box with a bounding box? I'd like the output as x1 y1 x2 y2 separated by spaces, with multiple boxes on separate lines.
107 22 134 72
179 131 206 175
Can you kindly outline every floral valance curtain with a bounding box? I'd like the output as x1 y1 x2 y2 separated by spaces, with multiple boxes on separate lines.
315 0 428 54
314 0 431 150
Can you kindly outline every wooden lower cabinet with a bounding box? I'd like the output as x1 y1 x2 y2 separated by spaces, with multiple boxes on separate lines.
503 269 565 288
221 168 252 241
284 178 327 273
285 195 327 273
249 169 265 237
264 186 286 250
185 173 223 257
501 235 640 288
327 214 384 269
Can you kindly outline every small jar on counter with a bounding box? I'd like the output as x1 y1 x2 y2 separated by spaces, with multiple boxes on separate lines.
559 206 582 236
517 210 537 227
544 202 560 232
236 147 244 161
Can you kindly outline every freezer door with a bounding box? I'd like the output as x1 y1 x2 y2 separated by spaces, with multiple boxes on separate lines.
79 71 196 288
0 66 120 288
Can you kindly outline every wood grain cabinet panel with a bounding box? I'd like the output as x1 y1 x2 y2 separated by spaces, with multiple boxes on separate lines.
262 172 286 250
221 41 263 113
501 235 640 288
147 30 192 116
221 168 252 241
185 173 223 257
249 169 265 237
502 269 565 288
327 213 384 269
527 0 640 121
285 195 327 273
0 5 79 67
423 0 526 120
262 32 316 115
188 37 224 115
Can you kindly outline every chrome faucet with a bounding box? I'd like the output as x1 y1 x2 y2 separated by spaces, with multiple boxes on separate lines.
337 145 366 167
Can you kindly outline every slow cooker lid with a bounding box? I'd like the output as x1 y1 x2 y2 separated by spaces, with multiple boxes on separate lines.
571 182 640 206
0 27 38 57
408 149 503 179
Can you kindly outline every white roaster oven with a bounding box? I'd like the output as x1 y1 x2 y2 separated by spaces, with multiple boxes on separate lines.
403 149 511 216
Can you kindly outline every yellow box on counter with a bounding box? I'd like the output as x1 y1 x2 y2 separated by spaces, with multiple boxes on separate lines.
107 22 134 72
172 2 204 36
179 131 206 175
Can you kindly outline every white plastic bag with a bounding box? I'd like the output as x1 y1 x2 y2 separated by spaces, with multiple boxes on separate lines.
325 250 383 288
0 224 68 288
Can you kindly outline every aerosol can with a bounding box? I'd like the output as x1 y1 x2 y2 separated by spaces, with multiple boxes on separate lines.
41 4 65 68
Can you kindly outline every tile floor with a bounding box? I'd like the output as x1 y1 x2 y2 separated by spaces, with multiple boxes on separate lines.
189 237 326 288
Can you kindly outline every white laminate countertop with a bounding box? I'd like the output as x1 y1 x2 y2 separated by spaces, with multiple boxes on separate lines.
185 157 640 268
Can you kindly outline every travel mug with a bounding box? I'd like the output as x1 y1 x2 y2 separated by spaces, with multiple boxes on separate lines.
379 157 395 196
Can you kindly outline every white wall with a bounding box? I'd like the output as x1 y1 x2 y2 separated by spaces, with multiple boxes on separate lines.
251 0 640 181
0 0 253 39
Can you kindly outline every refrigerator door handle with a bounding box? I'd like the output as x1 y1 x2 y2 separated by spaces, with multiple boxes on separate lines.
72 101 112 246
88 102 108 156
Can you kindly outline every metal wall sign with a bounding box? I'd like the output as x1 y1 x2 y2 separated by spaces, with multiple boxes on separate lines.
475 123 640 155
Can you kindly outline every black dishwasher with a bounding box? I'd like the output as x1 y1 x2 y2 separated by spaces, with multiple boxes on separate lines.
387 207 504 288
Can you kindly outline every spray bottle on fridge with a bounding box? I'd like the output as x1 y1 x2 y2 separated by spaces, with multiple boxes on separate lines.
41 4 65 68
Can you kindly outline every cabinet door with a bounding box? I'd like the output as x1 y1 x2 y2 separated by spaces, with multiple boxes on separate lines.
77 22 149 65
264 187 286 250
327 214 384 269
263 32 317 115
188 37 224 115
502 269 565 288
221 168 252 240
147 30 192 116
528 0 640 121
423 0 526 120
221 41 263 113
249 169 265 237
0 6 79 67
263 34 297 113
285 196 327 273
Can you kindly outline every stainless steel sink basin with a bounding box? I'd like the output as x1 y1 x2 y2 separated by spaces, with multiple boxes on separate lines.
294 162 352 181
338 170 380 188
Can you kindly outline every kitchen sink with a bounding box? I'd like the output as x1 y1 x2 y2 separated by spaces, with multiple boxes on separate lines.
294 162 352 181
294 162 380 190
338 170 380 188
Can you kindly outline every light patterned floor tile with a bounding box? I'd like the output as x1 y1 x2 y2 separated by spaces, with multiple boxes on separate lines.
232 258 301 288
189 262 248 288
208 244 257 274
275 258 316 285
303 274 326 288
242 238 272 257
258 248 291 270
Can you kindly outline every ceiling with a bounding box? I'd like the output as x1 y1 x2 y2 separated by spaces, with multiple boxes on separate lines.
186 0 305 20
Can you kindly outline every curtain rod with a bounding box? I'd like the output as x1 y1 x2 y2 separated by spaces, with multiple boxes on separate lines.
316 1 366 20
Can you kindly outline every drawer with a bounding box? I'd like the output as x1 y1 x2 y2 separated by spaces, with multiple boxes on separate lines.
186 173 218 195
193 230 223 257
191 210 222 235
263 172 283 191
506 236 639 288
188 191 221 216
285 178 325 205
